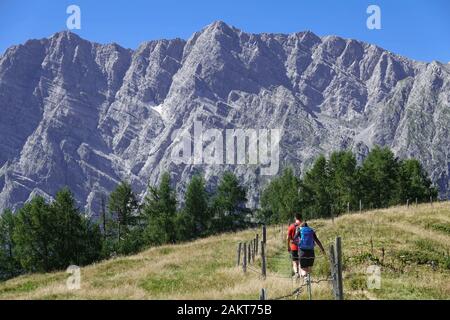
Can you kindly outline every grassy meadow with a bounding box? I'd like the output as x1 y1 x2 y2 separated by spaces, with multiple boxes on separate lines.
0 202 449 300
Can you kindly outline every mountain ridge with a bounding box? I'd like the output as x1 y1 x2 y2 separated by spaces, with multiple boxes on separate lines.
0 21 449 214
5 20 444 65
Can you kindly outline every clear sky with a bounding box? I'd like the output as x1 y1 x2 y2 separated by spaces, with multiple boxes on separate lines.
0 0 449 62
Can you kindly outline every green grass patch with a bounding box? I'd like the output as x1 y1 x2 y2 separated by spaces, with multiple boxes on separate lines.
41 293 77 300
0 273 65 295
139 260 239 297
373 277 447 300
425 222 450 235
0 280 39 295
346 273 367 291
347 252 381 266
140 272 185 294
394 239 450 269
266 250 291 275
91 258 144 279
158 247 175 255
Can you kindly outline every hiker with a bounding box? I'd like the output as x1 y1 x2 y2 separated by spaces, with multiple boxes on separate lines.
287 213 326 278
287 213 302 277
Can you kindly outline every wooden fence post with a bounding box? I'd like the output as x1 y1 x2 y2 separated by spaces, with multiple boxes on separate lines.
359 199 362 213
329 244 338 299
430 196 433 206
243 243 247 273
255 234 259 254
252 239 256 262
248 242 252 264
259 288 267 300
261 241 266 279
347 202 350 214
236 243 242 266
335 237 344 300
262 225 267 244
407 199 410 208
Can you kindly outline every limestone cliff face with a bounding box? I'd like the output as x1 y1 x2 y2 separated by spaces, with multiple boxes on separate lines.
0 21 448 214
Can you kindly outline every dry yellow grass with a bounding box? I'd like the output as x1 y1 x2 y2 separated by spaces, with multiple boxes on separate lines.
0 202 449 300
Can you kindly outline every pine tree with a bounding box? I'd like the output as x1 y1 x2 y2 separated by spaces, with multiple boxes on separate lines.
261 167 301 223
13 196 54 272
328 151 358 215
50 187 102 267
398 159 438 203
78 218 103 265
13 190 103 273
142 173 177 245
107 181 140 253
301 155 332 218
211 172 248 232
183 175 210 237
0 209 22 280
100 193 107 240
359 146 400 208
51 187 84 267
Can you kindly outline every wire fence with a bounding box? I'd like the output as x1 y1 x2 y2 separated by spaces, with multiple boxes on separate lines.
239 199 442 300
268 275 334 300
270 285 305 300
236 225 344 300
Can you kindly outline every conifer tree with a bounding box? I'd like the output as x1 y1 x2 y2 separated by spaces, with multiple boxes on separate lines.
211 172 248 232
302 155 332 218
183 175 210 237
107 181 140 252
0 209 22 280
143 173 177 245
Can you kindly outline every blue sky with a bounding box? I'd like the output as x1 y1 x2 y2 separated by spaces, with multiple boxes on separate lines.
0 0 449 62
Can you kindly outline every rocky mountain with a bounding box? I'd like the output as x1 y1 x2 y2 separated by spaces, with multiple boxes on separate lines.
0 21 449 214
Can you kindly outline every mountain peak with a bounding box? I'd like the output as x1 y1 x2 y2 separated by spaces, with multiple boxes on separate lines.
50 30 83 42
208 20 232 29
203 20 240 34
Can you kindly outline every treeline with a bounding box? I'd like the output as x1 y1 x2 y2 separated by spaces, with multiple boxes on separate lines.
0 146 437 281
0 172 249 281
0 190 102 281
261 146 438 223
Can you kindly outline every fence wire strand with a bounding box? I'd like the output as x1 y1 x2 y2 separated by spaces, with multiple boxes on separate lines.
238 227 340 300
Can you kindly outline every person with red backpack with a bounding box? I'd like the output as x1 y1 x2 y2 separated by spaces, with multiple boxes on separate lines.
287 213 326 278
287 213 302 277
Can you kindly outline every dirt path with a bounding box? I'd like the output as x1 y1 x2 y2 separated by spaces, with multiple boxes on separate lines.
390 222 450 249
